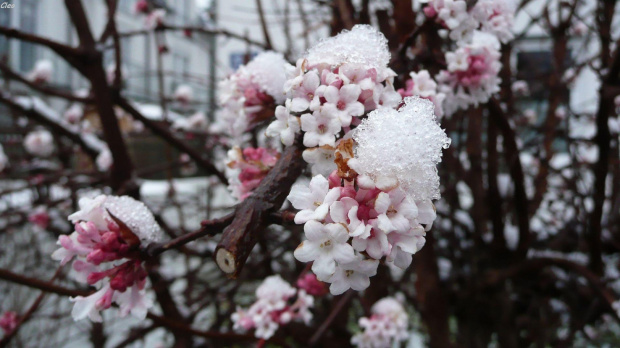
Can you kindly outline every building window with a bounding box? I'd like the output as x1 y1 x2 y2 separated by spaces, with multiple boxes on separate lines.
19 0 38 72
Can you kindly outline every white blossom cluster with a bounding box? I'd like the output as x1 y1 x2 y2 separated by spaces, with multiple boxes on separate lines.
288 98 449 295
266 25 401 175
351 297 409 348
437 33 502 115
216 51 290 141
422 0 515 45
52 195 163 322
231 275 314 339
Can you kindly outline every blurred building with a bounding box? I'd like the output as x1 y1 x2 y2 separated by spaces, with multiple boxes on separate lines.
0 0 212 105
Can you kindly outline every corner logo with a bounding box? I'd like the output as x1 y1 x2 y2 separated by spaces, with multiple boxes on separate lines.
0 2 15 9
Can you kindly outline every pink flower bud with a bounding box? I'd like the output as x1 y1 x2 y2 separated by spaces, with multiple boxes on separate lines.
0 311 18 334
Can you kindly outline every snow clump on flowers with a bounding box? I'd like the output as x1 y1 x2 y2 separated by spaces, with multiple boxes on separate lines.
351 96 451 201
351 297 409 348
437 32 502 115
24 129 54 157
52 195 163 322
217 51 291 141
231 275 314 339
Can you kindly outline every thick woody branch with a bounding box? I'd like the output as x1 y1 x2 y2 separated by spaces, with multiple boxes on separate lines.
214 137 306 277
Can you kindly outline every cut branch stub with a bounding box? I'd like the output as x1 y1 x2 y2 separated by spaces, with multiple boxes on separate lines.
215 137 305 277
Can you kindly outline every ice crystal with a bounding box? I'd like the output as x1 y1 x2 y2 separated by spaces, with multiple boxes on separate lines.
352 96 450 201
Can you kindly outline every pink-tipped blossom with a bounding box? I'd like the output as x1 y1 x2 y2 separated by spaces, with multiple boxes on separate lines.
351 297 409 347
226 147 280 201
173 84 193 104
231 275 314 339
28 207 50 229
145 9 166 29
398 70 445 117
297 273 328 296
27 60 53 84
0 311 18 334
24 129 54 157
437 40 502 115
52 195 162 322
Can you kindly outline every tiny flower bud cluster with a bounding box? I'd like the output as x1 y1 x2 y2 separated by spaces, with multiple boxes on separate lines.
231 275 314 339
217 52 290 141
0 311 18 335
23 129 54 157
144 9 166 29
27 60 53 84
28 207 50 229
52 195 163 322
351 297 409 348
423 0 515 44
173 84 194 104
437 39 502 115
226 147 280 201
288 98 448 295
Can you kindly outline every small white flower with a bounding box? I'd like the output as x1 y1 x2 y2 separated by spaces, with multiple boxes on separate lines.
24 129 54 157
330 197 372 238
115 284 152 320
302 146 337 176
373 189 417 234
28 60 53 83
351 221 390 259
322 84 364 127
446 49 470 72
327 257 379 295
300 108 341 147
173 84 193 103
287 175 341 224
416 199 437 231
289 70 321 112
96 148 113 171
386 226 426 269
70 284 112 322
265 105 301 146
294 221 356 280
